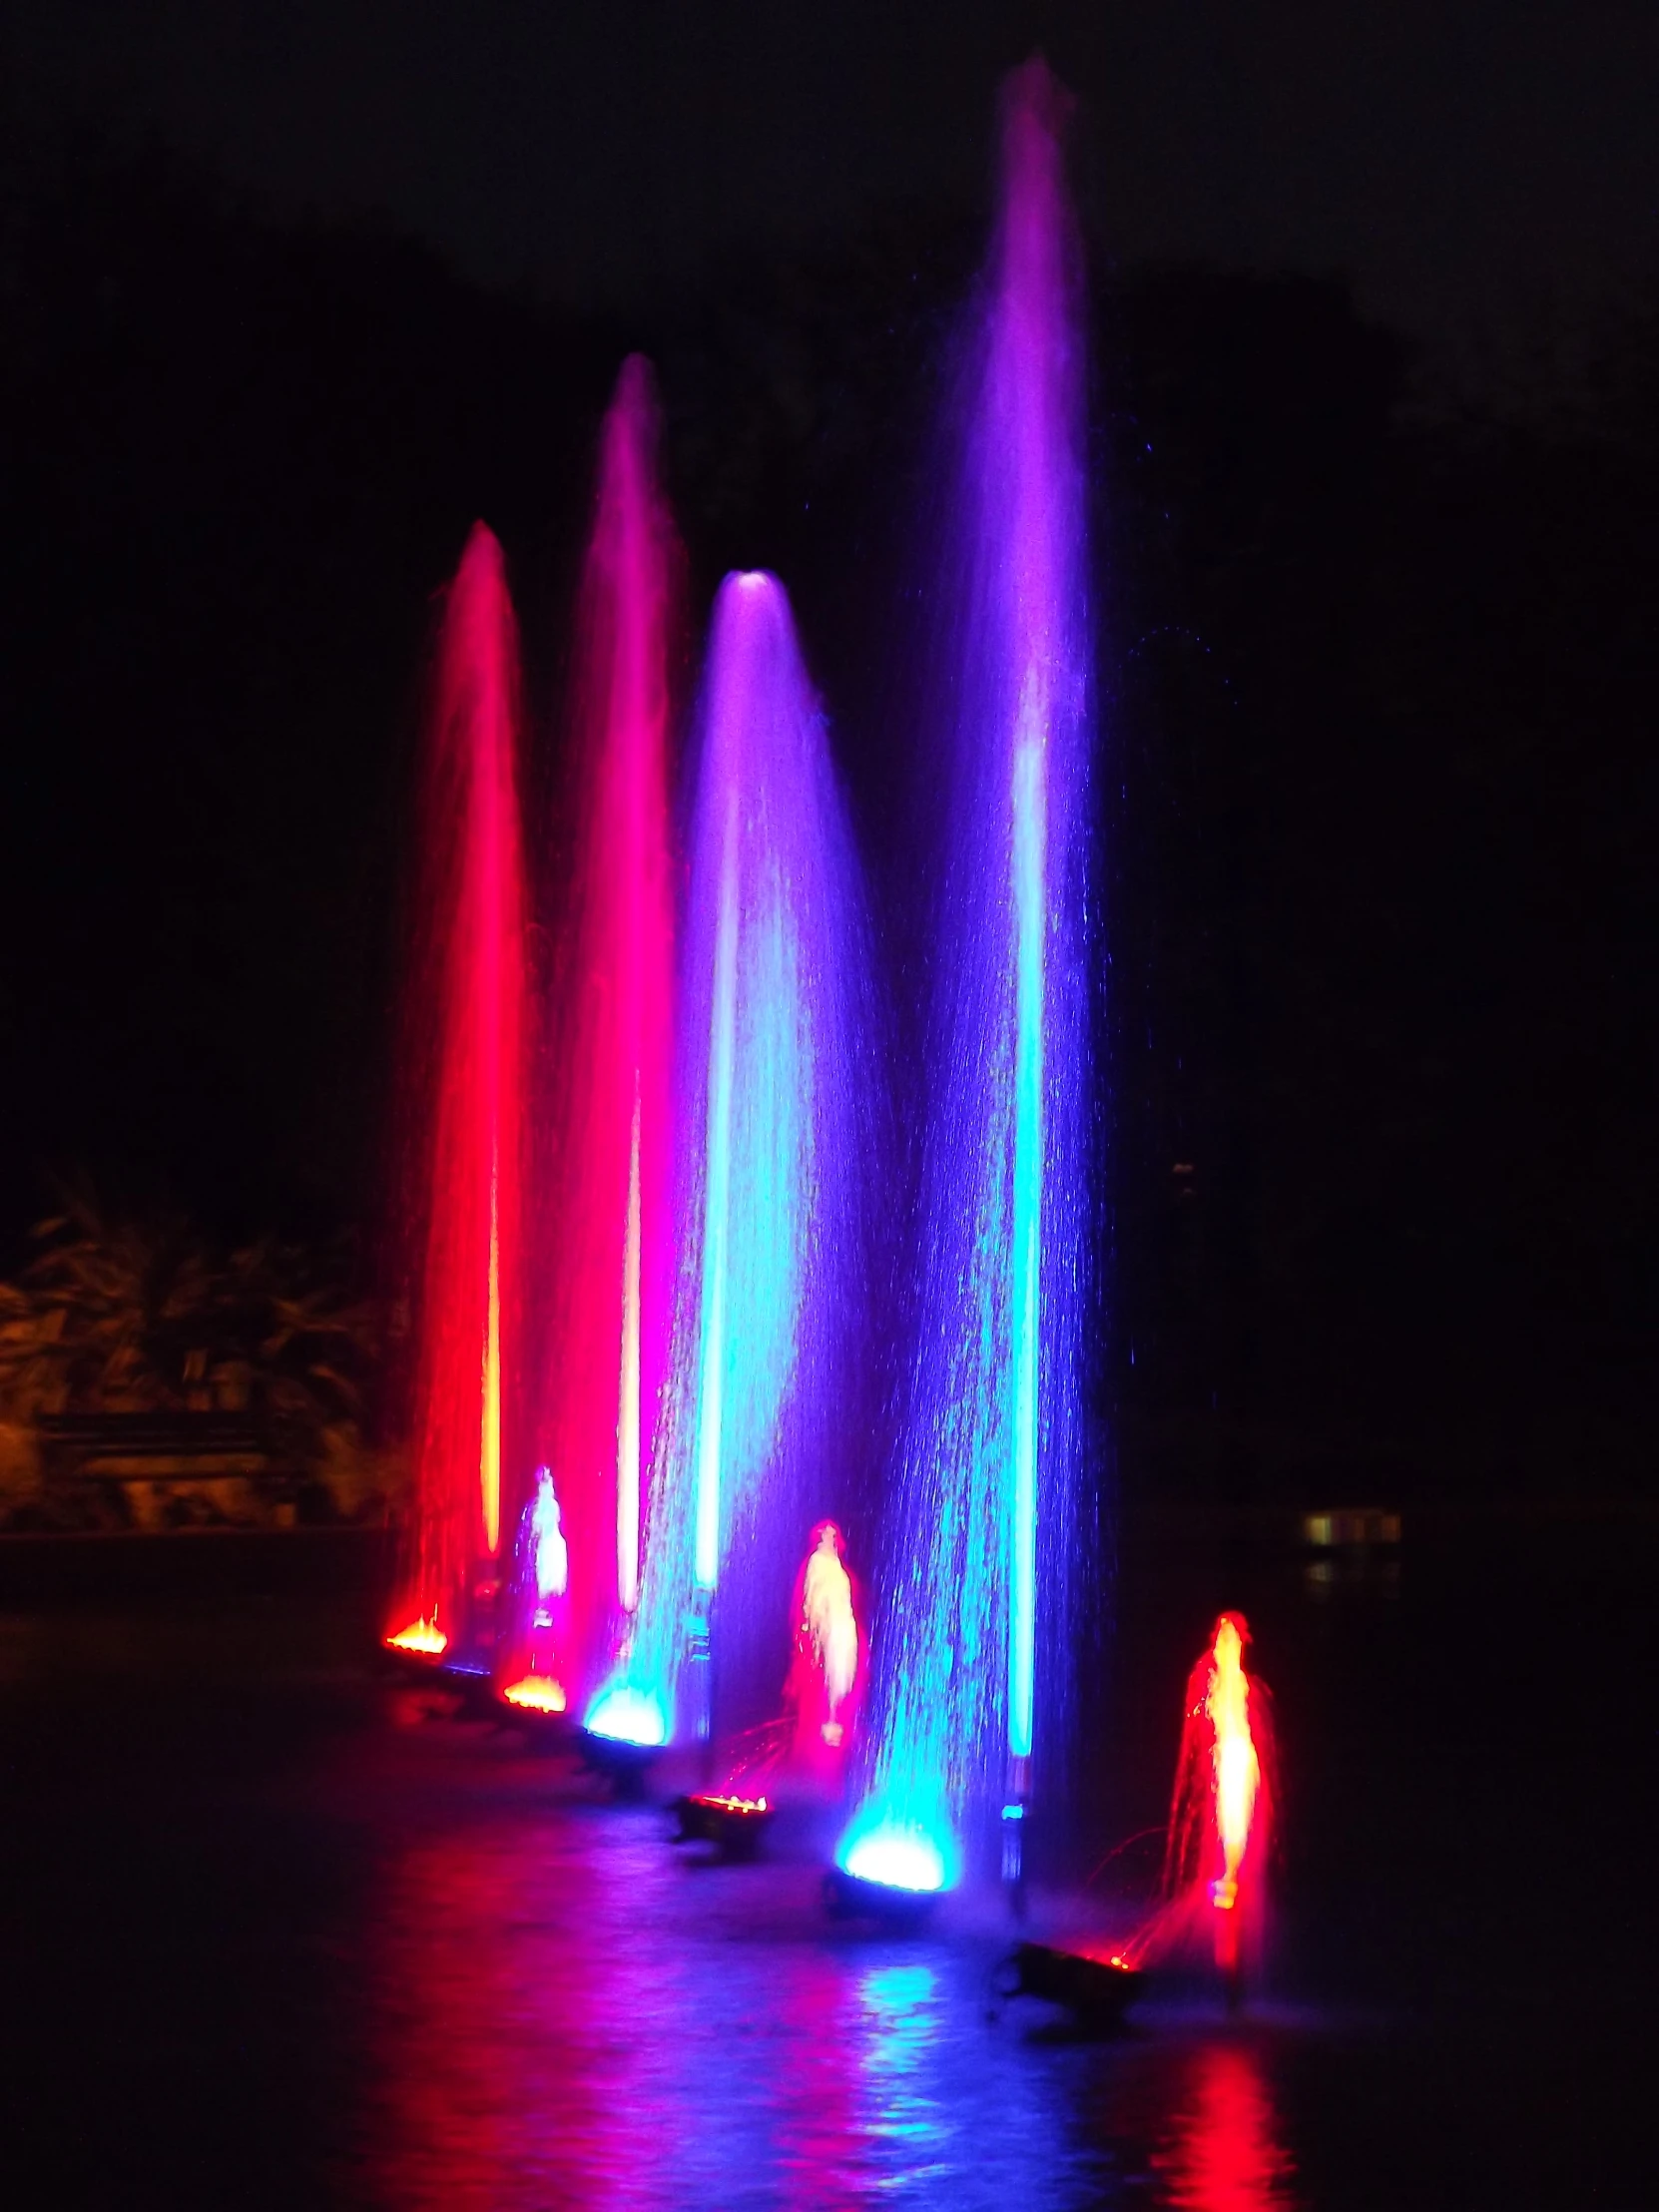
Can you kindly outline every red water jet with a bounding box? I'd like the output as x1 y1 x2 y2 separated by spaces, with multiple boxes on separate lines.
387 524 529 1660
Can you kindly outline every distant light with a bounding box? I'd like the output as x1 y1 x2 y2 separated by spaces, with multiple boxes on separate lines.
1001 1802 1025 1822
502 1675 567 1714
584 1684 669 1747
690 1792 769 1816
386 1618 447 1657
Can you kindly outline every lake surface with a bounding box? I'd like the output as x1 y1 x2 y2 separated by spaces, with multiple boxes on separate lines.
0 1515 1649 2208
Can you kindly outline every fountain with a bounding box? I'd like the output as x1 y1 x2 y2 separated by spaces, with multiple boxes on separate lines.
836 58 1094 1901
504 358 680 1720
385 524 529 1671
587 571 873 1758
1002 1611 1276 2026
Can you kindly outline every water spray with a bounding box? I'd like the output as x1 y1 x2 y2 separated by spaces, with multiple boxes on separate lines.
385 524 528 1674
539 356 678 1722
838 56 1091 1909
589 567 871 1769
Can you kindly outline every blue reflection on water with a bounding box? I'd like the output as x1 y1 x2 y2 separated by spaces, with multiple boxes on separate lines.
857 1962 947 2174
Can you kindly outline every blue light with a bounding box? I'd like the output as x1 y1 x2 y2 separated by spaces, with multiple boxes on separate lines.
835 1798 960 1894
692 792 739 1593
583 1683 669 1747
1009 720 1045 1763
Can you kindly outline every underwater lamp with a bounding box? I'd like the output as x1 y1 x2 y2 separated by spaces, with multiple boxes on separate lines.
826 1807 958 1919
997 1941 1143 2029
673 1792 774 1857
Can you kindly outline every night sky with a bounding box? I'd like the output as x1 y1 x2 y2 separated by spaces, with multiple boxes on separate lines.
0 5 1653 1499
8 0 1657 389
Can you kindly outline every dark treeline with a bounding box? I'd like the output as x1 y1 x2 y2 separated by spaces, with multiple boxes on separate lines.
1 150 1652 1502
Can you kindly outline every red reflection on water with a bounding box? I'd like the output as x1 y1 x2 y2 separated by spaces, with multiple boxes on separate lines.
1150 2042 1299 2212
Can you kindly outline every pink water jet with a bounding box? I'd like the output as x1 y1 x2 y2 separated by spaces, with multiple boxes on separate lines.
520 358 680 1711
387 523 529 1659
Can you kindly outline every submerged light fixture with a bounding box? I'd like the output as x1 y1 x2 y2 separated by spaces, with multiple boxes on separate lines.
584 1683 670 1749
502 1675 567 1715
385 1616 449 1660
828 1797 960 1917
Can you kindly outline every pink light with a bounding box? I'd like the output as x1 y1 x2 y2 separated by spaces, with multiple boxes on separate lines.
618 1093 643 1616
788 1521 861 1761
482 1160 501 1557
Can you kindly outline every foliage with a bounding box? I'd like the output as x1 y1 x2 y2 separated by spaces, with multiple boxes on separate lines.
0 1189 377 1442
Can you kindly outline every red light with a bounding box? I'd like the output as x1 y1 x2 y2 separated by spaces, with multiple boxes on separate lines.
386 1618 448 1658
502 1676 567 1714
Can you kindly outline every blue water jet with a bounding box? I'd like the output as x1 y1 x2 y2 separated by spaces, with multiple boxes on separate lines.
842 60 1094 1888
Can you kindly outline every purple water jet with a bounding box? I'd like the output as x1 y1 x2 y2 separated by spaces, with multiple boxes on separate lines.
591 571 874 1749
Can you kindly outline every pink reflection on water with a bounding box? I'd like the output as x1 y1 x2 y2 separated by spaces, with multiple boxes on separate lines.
352 1794 874 2210
353 1817 683 2208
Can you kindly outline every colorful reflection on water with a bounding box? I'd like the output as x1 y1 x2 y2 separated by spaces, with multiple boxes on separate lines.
347 1734 1298 2209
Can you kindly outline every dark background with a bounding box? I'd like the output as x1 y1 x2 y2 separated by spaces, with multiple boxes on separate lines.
0 4 1654 1507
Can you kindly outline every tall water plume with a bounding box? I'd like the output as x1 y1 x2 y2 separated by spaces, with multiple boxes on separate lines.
521 360 680 1709
590 572 873 1746
841 61 1093 1888
387 524 529 1656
